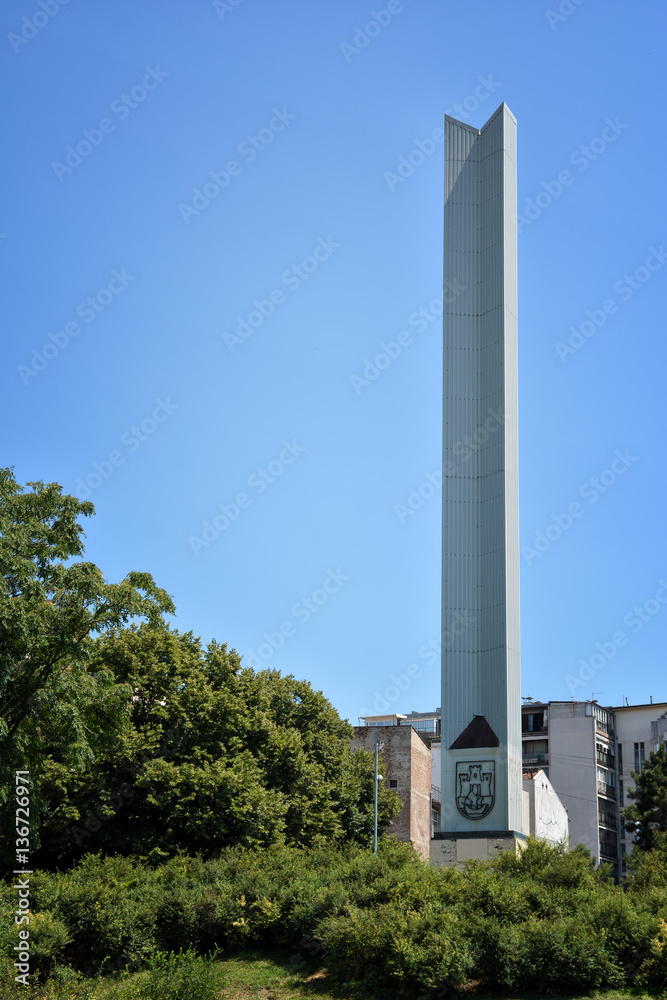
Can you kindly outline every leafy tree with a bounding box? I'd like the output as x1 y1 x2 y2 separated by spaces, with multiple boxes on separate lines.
30 624 401 867
623 743 667 853
0 468 173 862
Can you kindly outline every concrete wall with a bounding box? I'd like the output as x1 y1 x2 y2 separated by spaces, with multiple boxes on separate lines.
431 833 525 867
352 725 432 859
523 769 569 845
431 738 441 791
547 702 598 858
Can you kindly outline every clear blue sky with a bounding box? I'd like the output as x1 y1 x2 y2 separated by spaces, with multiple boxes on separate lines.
4 0 667 724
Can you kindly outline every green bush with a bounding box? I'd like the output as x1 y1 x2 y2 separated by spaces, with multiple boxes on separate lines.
317 902 473 993
482 914 622 991
2 837 665 995
33 855 159 972
0 959 95 1000
636 917 667 989
132 949 222 1000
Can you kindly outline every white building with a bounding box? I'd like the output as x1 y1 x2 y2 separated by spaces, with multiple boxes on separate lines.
614 702 667 873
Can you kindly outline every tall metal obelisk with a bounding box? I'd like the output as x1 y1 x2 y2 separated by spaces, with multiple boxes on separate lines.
436 103 523 861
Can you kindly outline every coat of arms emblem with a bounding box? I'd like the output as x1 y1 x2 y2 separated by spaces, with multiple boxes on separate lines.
456 761 495 819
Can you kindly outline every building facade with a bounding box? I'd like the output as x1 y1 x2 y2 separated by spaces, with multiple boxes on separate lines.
352 725 432 860
360 698 667 875
520 698 667 877
613 702 667 874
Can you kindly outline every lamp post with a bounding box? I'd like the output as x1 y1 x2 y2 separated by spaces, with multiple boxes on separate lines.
373 739 384 854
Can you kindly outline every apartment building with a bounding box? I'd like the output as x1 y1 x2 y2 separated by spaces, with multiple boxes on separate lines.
360 699 666 877
521 698 667 877
614 702 667 873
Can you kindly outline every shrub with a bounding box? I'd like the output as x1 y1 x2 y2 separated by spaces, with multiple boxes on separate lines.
0 959 95 1000
483 914 622 991
317 902 473 994
636 917 667 989
133 949 222 1000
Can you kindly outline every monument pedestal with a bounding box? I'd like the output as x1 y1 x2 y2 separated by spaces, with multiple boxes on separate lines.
430 830 526 867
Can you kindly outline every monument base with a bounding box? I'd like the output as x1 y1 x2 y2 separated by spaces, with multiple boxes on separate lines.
430 830 527 867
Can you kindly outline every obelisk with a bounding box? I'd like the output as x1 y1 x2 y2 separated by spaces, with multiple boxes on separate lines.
434 103 524 863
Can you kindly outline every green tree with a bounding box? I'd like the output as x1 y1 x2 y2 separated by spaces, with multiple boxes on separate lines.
623 743 667 853
31 623 401 866
0 468 173 860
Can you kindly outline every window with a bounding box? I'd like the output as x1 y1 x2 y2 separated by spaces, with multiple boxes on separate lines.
599 831 618 858
594 705 613 736
598 801 617 828
618 743 623 774
596 741 615 768
634 742 645 772
522 711 544 733
388 779 398 788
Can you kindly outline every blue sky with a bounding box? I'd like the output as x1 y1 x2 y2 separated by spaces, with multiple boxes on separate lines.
3 0 667 724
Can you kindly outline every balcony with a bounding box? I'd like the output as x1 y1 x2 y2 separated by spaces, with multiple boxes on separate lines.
430 784 441 805
596 751 616 768
522 753 548 766
597 781 616 799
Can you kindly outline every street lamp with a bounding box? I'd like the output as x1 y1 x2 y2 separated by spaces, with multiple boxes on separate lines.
373 739 384 854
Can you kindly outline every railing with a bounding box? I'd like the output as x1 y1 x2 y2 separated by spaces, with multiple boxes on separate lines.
599 838 618 859
522 753 548 765
521 725 548 735
430 784 441 805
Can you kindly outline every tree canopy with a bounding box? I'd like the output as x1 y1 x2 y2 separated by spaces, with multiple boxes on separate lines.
30 623 400 867
623 743 667 854
0 468 400 869
0 468 173 797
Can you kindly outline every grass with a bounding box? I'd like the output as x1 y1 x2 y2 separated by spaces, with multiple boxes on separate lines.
4 951 665 1000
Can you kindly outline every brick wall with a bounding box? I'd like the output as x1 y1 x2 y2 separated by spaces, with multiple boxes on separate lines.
352 725 432 860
